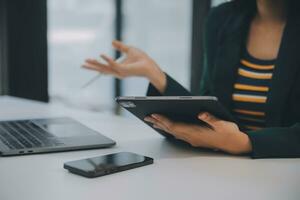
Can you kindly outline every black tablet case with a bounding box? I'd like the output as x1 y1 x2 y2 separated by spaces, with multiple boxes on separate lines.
116 96 236 140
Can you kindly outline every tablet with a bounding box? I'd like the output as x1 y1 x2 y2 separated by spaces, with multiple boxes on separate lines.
116 96 236 139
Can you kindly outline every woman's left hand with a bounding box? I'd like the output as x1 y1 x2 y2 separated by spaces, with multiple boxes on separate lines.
144 112 252 155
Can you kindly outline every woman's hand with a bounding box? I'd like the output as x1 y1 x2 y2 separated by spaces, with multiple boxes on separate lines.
144 112 252 155
82 40 167 93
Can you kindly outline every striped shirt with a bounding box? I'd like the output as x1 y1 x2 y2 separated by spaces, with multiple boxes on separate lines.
232 50 275 131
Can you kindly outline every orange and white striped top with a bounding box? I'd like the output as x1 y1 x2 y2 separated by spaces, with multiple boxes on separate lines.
232 50 275 131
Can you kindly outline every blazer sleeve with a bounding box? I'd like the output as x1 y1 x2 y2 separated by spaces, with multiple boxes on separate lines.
246 123 300 158
146 73 191 96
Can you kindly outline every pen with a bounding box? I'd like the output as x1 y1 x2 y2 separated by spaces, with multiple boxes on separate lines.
81 55 126 89
81 73 102 89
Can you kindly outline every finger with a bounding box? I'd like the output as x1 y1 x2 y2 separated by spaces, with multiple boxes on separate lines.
100 54 119 67
152 123 186 141
152 114 215 147
151 114 191 140
198 112 219 127
152 114 194 134
151 114 174 131
85 58 98 63
153 124 163 130
144 117 168 130
112 40 130 53
85 59 108 67
82 62 104 71
153 121 170 133
82 63 114 74
144 116 159 124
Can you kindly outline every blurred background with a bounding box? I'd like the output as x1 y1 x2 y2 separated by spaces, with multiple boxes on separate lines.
0 0 226 115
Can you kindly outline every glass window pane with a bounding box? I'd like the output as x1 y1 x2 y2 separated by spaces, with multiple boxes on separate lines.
48 0 115 111
212 0 228 7
122 0 193 96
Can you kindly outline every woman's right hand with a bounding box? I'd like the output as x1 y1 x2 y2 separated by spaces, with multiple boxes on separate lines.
82 40 167 93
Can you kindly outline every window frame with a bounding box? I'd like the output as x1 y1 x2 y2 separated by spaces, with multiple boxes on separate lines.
190 0 211 94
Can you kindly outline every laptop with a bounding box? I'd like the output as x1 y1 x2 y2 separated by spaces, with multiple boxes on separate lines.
0 117 116 156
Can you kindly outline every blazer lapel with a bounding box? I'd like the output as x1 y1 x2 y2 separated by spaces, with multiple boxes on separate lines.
213 13 251 110
266 17 300 126
213 36 241 109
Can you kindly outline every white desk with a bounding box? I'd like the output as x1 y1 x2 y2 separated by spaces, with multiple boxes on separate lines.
0 96 299 200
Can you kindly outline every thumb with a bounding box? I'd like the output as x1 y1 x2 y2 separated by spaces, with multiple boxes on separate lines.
198 112 219 126
112 40 130 53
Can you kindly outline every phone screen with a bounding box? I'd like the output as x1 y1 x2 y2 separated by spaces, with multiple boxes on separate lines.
64 152 153 177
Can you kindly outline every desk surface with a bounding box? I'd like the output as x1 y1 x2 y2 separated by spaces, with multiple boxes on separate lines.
0 96 300 200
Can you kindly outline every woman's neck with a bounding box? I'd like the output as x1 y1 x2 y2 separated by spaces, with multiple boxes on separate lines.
256 0 287 23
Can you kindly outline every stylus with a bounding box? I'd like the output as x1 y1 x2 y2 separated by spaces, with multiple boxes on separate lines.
81 55 126 89
81 73 103 89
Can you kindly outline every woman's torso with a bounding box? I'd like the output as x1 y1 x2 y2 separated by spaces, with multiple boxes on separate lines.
231 49 276 130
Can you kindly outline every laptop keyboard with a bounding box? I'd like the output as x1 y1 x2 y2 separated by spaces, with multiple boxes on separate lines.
0 121 63 150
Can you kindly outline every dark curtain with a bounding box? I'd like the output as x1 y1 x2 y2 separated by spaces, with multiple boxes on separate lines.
0 0 8 95
0 0 48 102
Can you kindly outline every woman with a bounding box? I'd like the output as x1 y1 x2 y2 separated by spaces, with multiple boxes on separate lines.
83 0 300 158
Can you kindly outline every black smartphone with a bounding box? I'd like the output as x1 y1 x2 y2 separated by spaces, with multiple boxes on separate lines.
63 152 154 178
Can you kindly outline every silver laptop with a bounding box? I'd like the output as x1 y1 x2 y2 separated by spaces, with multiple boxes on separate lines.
0 117 115 156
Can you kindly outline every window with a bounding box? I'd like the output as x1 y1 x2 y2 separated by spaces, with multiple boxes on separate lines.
122 0 193 96
48 0 115 111
48 0 193 112
212 0 228 7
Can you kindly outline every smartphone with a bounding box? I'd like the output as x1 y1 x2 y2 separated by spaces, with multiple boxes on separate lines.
64 152 154 178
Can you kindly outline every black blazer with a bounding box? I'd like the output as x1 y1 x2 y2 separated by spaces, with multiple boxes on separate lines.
147 2 300 158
